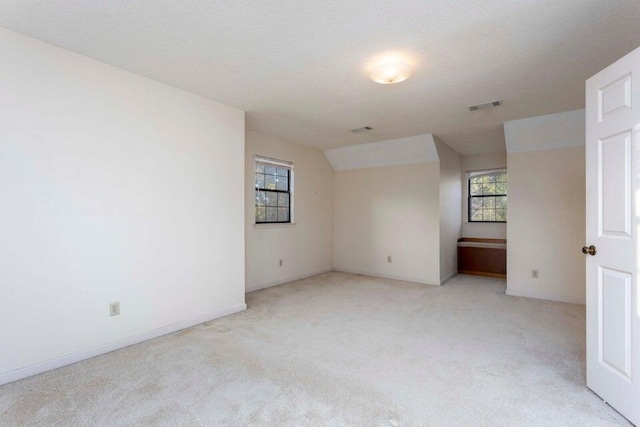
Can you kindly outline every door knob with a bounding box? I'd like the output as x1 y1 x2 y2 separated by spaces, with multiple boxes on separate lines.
582 245 597 256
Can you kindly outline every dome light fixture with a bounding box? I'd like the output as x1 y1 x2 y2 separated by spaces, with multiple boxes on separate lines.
369 62 414 84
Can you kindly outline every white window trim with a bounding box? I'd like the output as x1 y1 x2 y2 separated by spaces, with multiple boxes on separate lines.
466 167 507 223
254 155 295 225
467 168 506 179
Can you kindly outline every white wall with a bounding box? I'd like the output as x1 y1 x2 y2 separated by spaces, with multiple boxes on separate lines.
333 162 441 285
245 130 334 292
435 137 462 283
0 28 246 384
505 110 586 304
461 152 507 239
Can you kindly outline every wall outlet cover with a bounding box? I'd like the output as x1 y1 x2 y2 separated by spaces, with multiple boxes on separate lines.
109 301 120 317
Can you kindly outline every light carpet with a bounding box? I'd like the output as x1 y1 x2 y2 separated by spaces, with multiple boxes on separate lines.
0 272 630 426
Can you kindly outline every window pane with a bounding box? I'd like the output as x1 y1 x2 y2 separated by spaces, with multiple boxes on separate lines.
470 197 507 222
495 182 506 195
276 177 288 191
256 191 266 206
255 206 265 222
265 191 278 207
277 208 289 222
483 209 495 221
277 168 288 177
265 175 277 190
255 173 264 189
470 183 482 196
278 193 290 207
471 197 483 210
266 207 278 222
264 165 277 175
482 184 495 195
256 164 265 173
484 197 495 209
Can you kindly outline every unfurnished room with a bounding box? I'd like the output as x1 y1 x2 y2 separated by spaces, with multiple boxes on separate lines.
1 1 640 426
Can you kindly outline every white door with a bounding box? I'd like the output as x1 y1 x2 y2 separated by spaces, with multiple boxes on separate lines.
585 45 640 426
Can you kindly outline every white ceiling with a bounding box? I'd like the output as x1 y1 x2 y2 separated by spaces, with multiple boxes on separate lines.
1 1 639 155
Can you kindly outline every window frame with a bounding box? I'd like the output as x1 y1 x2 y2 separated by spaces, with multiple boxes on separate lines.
254 156 294 225
467 168 507 224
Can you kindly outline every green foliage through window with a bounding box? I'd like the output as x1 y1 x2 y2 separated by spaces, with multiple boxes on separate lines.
468 170 507 222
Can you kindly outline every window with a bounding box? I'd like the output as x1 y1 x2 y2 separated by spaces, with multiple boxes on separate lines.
255 156 293 224
468 169 507 223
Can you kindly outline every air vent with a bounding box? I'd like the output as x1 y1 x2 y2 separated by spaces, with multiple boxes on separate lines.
350 126 373 133
468 100 503 111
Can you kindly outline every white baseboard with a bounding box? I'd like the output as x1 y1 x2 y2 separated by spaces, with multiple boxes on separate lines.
440 271 457 285
245 268 334 293
333 268 439 286
505 288 585 305
0 303 247 386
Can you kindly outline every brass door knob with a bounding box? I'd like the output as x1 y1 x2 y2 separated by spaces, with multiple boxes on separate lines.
582 245 597 256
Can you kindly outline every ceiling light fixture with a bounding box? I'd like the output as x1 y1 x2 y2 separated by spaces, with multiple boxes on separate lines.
369 62 414 84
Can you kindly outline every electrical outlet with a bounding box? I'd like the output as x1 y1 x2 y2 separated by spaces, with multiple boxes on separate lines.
109 301 120 317
279 259 283 267
387 255 392 263
532 269 539 279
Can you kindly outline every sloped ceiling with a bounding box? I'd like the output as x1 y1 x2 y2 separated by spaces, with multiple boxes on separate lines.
505 110 585 153
325 134 438 170
1 1 639 155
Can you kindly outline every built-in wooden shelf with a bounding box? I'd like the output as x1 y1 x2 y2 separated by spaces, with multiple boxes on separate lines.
457 238 507 279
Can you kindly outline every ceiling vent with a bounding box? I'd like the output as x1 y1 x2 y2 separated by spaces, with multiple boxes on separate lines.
468 100 503 111
350 126 373 133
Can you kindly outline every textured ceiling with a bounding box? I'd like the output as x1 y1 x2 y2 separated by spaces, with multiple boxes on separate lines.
1 1 639 155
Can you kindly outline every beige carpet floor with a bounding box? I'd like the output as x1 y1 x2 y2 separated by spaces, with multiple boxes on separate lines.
0 272 630 426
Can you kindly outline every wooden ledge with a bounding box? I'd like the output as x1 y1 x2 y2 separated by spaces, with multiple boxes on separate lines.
458 238 506 244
